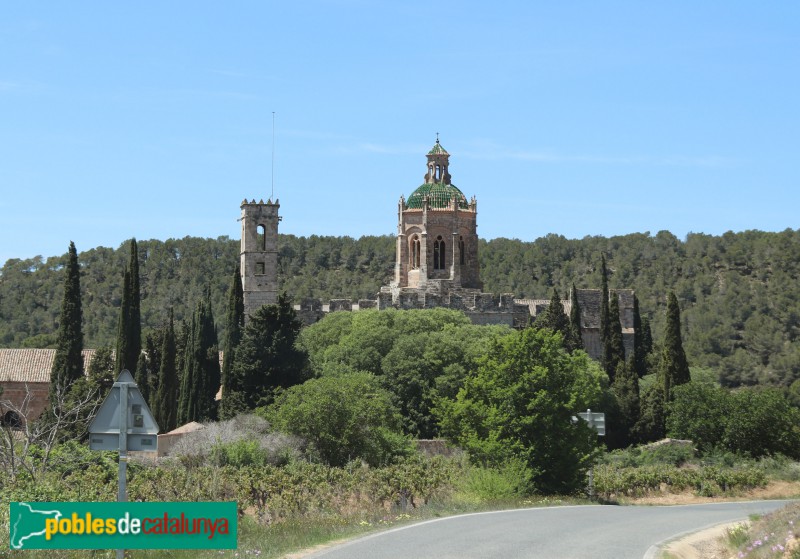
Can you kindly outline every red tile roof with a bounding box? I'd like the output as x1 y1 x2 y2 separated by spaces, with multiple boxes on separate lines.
0 349 96 383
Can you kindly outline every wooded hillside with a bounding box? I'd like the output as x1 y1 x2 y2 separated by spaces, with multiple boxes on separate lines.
2 228 799 388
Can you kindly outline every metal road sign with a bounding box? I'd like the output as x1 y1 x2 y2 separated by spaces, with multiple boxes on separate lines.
88 369 160 559
88 369 159 450
576 409 606 436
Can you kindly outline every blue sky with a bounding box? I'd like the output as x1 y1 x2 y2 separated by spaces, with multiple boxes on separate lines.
2 2 798 265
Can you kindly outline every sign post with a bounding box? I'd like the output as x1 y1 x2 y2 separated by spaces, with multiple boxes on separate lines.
574 408 605 500
89 370 159 559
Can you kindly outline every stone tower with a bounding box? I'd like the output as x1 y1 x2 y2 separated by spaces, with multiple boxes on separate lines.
240 198 280 320
390 139 482 299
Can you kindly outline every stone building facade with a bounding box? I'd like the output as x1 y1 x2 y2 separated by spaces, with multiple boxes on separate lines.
240 199 281 320
389 139 482 294
238 138 636 359
1 139 638 427
0 349 96 427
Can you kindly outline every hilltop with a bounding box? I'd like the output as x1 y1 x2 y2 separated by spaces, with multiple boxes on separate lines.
2 228 799 388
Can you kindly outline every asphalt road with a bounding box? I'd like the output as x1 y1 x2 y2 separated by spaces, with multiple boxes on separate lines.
303 500 793 559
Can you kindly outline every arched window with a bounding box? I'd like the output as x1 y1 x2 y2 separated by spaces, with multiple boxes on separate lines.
3 411 21 429
257 225 266 251
409 236 421 269
459 236 465 265
434 235 446 270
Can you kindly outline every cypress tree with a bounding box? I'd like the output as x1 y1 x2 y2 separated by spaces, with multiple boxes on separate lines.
153 309 177 432
87 346 114 390
50 241 84 397
641 316 653 358
605 293 626 381
536 288 570 341
202 293 221 417
114 269 131 373
114 239 142 374
143 331 162 399
610 356 640 448
220 265 245 420
177 296 220 424
128 239 141 373
659 292 691 398
178 306 201 425
632 295 648 378
633 384 666 443
599 254 612 370
230 293 308 410
567 283 584 352
134 357 150 404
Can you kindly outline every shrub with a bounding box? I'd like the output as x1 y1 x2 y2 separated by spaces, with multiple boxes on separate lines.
461 459 532 501
264 372 411 467
167 414 303 467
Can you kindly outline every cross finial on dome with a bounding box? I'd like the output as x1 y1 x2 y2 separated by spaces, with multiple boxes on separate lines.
436 132 439 143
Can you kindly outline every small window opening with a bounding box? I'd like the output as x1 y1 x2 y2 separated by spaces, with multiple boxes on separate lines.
257 225 266 251
434 236 446 270
2 411 21 429
255 262 266 275
409 236 421 269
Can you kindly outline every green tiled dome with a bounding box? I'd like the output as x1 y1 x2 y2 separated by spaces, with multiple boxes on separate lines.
407 182 469 209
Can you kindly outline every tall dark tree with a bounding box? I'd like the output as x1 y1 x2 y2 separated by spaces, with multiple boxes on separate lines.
228 293 308 410
129 239 141 372
50 242 84 396
153 309 178 432
177 296 220 424
567 283 584 352
609 356 640 448
632 295 648 378
536 288 570 342
115 269 131 374
114 239 141 374
143 331 163 400
599 254 612 370
87 346 114 390
641 316 653 358
659 292 691 397
633 384 666 443
605 294 626 381
220 266 245 420
134 357 150 405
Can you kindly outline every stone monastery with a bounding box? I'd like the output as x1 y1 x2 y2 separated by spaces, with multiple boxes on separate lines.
240 138 635 356
0 138 635 427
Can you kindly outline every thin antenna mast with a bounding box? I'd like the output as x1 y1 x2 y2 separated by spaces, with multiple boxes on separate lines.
271 112 276 200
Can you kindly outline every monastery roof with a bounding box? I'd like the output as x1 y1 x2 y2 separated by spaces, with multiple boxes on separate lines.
0 348 224 385
165 421 205 435
407 182 469 210
0 349 96 383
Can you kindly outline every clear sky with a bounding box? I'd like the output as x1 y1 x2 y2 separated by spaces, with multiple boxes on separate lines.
2 2 798 265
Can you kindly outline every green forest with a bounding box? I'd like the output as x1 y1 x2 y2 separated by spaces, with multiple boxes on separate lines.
2 228 800 388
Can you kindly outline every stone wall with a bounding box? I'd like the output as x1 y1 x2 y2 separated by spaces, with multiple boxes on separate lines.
240 200 280 321
294 291 529 329
0 381 49 427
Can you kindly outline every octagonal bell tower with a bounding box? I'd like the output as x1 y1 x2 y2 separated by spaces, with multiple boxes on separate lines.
391 138 481 297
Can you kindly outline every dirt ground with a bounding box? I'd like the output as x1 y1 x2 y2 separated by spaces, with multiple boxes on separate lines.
641 480 800 559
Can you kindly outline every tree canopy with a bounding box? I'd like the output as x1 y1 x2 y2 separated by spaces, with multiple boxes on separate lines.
436 327 606 494
4 228 800 388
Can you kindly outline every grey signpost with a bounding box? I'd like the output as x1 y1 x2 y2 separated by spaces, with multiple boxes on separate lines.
89 369 159 559
574 408 605 500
